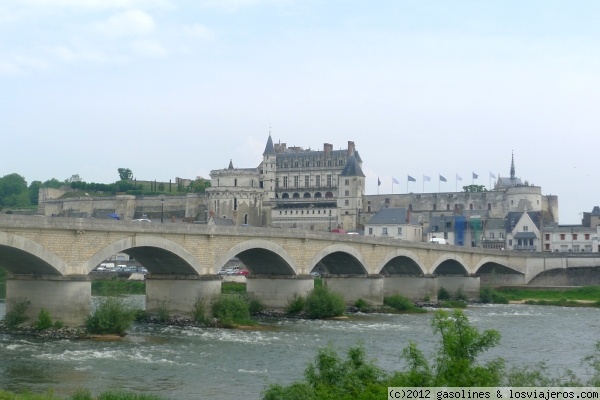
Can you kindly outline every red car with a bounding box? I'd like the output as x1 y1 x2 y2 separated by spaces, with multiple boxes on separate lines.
236 269 249 276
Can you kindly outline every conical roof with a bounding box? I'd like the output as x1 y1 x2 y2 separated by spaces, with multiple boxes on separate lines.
228 159 234 169
340 154 365 177
263 134 275 156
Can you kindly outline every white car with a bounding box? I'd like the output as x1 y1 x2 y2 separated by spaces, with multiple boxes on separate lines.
133 218 151 222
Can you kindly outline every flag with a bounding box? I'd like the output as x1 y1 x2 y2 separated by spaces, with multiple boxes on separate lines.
473 172 478 179
423 175 431 182
378 177 381 186
439 175 447 182
456 174 462 181
392 177 399 184
408 175 416 182
490 172 496 179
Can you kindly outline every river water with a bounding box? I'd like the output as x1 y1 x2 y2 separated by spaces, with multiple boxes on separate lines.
1 297 599 399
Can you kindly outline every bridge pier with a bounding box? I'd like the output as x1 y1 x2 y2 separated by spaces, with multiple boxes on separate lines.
479 273 526 287
6 275 91 327
145 275 221 316
323 275 384 305
246 275 314 309
384 275 438 301
437 275 480 298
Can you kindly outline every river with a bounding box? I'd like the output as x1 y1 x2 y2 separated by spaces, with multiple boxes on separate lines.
1 297 599 399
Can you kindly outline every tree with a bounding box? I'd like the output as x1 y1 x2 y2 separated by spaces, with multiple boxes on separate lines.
0 173 29 207
188 177 211 193
29 180 43 205
65 174 82 183
118 168 133 181
462 185 486 193
43 178 62 188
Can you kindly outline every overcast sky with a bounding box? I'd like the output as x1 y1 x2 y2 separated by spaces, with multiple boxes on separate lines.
2 0 599 224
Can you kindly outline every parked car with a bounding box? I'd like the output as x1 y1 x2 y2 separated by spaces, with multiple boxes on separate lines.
235 269 249 276
217 267 229 275
133 219 151 222
310 271 321 277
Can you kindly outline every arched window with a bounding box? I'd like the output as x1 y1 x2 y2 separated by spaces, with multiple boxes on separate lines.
314 192 322 198
325 191 333 198
303 192 311 198
293 193 300 198
282 193 289 199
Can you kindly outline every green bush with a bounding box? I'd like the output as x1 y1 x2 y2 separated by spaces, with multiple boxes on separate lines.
480 286 509 304
4 298 30 328
154 300 170 323
248 298 264 315
454 288 468 301
384 295 413 311
192 299 207 323
85 297 136 336
304 286 346 319
35 308 53 331
211 294 252 326
285 295 305 315
354 298 369 311
438 287 451 300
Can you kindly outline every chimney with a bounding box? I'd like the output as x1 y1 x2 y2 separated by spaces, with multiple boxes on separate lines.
324 143 333 156
347 141 355 156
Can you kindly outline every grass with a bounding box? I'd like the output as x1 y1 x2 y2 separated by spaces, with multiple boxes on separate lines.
91 279 145 296
221 282 246 294
383 295 427 313
498 286 600 302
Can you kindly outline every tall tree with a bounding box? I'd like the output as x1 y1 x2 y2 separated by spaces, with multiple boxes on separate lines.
118 168 133 181
0 173 29 207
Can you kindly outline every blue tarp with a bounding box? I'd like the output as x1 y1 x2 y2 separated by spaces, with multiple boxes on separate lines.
108 213 120 220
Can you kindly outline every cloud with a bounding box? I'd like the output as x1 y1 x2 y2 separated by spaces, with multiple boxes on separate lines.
47 46 108 63
94 10 155 38
130 39 167 57
200 0 286 12
17 0 172 10
182 24 215 41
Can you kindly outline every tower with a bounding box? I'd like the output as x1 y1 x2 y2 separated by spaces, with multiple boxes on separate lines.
260 134 277 226
337 150 366 231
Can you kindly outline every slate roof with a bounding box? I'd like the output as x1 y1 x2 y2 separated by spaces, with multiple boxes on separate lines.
514 232 537 239
211 217 235 226
505 211 542 231
263 135 276 156
340 154 365 177
367 208 416 225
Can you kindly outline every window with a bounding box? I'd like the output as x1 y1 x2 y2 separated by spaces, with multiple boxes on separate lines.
327 175 332 187
545 234 550 240
489 232 495 239
385 198 390 204
294 162 299 168
338 160 344 166
344 190 349 196
545 244 550 250
509 239 513 246
469 204 474 210
305 176 309 187
382 227 388 236
585 234 590 240
316 161 321 167
523 226 528 232
283 177 288 188
233 198 237 210
345 179 349 185
446 204 450 211
293 176 299 187
316 176 321 187
328 160 332 166
500 232 504 239
368 227 373 235
573 234 578 240
433 204 437 211
397 227 402 235
488 203 492 211
560 234 565 240
275 178 279 188
234 178 237 187
305 161 310 167
344 200 349 206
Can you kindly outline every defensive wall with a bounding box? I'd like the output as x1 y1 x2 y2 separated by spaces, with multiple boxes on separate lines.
1 215 599 325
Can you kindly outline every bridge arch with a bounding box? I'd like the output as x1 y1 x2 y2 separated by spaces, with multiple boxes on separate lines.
86 235 202 275
0 232 68 275
376 249 426 275
216 239 298 275
308 244 369 275
431 254 470 275
474 257 523 275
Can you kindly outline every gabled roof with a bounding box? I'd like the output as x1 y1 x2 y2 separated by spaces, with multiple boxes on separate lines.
592 206 600 216
340 154 365 177
210 217 235 226
485 218 505 230
505 211 542 231
367 208 416 225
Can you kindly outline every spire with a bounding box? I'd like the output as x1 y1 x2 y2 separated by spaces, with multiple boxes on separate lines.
263 134 275 156
228 159 234 169
510 151 515 180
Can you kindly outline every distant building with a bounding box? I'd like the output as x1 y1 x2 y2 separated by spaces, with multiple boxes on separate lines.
365 208 422 241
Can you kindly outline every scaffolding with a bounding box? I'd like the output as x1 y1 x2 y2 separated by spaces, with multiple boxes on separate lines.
454 216 466 246
470 216 482 247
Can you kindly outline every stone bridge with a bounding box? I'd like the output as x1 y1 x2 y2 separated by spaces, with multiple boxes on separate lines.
2 215 600 325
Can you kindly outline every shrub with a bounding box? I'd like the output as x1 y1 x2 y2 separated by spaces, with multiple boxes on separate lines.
211 295 251 326
285 295 305 315
480 286 509 304
35 308 53 331
248 298 264 315
438 287 451 300
53 320 64 329
454 288 468 301
384 295 413 311
85 297 136 336
154 300 170 323
192 299 207 323
4 298 30 328
304 286 345 319
354 298 369 311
